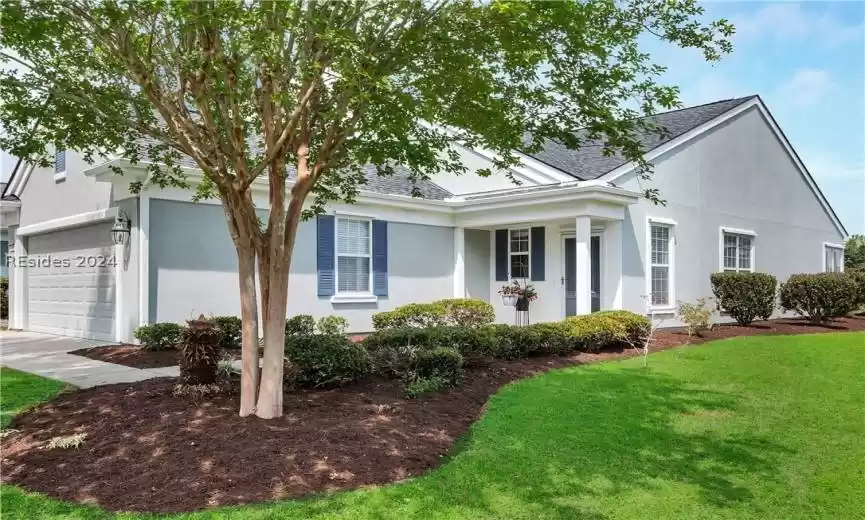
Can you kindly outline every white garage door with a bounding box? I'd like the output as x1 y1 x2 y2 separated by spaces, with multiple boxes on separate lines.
26 222 116 341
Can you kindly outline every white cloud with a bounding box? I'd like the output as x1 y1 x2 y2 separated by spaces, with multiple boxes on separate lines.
731 3 864 48
776 68 834 107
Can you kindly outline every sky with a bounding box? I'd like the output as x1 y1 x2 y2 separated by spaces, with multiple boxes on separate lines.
644 1 865 235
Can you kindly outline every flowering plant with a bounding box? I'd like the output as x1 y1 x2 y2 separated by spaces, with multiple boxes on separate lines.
498 280 538 302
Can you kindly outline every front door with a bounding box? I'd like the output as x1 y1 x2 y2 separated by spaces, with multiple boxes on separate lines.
564 236 601 316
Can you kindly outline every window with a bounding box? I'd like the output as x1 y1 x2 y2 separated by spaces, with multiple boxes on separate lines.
54 149 67 181
508 228 530 279
649 224 673 306
824 244 844 272
336 217 371 293
722 232 754 272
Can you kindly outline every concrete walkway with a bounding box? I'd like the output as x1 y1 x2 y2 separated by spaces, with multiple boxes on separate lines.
0 331 178 388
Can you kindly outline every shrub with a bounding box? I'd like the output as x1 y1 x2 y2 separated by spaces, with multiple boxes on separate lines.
677 298 714 336
847 267 865 308
317 315 348 336
363 326 496 366
211 315 242 350
412 346 464 383
134 322 183 351
710 272 777 325
404 375 448 399
437 299 495 328
285 334 371 387
285 314 315 337
371 298 495 330
179 316 221 385
779 273 858 323
564 314 622 352
489 324 543 359
0 276 7 320
591 310 651 346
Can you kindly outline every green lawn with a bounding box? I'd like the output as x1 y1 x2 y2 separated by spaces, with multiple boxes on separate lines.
0 367 68 429
2 333 864 519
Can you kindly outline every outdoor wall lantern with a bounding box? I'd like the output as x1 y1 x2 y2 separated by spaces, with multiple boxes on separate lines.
110 210 131 246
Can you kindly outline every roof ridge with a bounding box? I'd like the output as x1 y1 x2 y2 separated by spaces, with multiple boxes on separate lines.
644 95 758 119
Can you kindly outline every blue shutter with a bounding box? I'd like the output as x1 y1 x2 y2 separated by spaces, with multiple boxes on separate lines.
372 220 388 296
495 229 508 281
316 215 335 296
530 226 545 281
54 150 66 173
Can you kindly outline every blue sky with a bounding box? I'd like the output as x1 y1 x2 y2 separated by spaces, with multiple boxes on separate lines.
646 1 865 234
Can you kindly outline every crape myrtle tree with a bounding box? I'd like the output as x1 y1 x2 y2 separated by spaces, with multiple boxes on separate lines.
0 0 732 418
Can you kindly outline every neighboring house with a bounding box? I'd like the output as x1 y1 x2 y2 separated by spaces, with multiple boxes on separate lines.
2 95 848 342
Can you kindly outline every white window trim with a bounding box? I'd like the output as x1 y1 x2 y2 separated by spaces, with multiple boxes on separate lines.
645 217 676 312
718 226 756 273
332 215 376 302
823 242 845 273
507 227 531 280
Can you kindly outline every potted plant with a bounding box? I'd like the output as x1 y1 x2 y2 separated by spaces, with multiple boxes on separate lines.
499 280 538 310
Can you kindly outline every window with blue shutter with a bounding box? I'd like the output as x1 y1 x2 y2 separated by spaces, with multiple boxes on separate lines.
372 220 388 296
54 150 66 173
530 226 545 281
495 229 508 281
316 215 335 296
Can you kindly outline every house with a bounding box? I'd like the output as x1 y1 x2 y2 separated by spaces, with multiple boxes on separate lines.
1 95 848 342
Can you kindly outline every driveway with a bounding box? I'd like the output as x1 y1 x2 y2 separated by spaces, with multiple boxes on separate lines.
0 331 178 388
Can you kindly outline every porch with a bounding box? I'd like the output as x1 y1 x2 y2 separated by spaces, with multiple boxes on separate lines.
450 181 641 325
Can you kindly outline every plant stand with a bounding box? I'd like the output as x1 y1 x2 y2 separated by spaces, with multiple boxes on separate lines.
515 298 530 326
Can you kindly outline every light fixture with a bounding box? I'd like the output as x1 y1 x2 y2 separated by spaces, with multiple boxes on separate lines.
111 210 131 246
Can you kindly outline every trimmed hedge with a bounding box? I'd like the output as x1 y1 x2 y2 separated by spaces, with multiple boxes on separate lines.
779 272 858 323
211 316 242 350
847 267 865 307
134 322 183 351
284 333 371 387
710 272 777 325
285 314 316 337
372 298 494 330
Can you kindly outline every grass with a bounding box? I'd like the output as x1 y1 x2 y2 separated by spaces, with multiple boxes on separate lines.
1 333 864 519
0 367 68 429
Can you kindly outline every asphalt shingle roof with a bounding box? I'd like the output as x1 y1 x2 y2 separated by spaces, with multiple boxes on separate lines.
522 96 757 180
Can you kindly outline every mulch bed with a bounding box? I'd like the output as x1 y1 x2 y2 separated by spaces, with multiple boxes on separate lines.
69 344 179 369
3 316 864 513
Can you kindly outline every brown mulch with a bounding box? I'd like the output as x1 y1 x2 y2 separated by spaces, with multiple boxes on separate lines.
652 315 865 347
3 316 864 513
69 344 179 369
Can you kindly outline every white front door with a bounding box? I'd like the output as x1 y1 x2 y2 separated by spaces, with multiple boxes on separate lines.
562 234 601 317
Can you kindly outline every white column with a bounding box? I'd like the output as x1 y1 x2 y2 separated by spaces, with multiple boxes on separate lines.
138 193 150 327
11 230 27 330
453 226 465 298
575 215 592 315
605 219 623 309
115 240 125 342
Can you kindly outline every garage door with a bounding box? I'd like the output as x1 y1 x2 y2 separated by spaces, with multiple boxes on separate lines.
26 222 116 341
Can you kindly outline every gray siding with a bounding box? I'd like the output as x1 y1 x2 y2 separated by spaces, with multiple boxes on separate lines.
618 105 845 323
464 229 490 300
149 199 455 332
18 151 112 227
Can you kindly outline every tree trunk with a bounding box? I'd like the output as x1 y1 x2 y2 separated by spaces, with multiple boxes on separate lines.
237 244 260 417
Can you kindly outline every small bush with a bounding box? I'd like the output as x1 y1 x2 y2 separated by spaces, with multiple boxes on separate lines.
591 310 651 346
216 356 238 379
172 383 225 398
134 322 183 351
710 272 777 325
372 298 495 330
564 314 622 352
413 346 464 383
364 326 496 367
525 322 580 355
179 316 221 385
0 276 8 320
212 316 242 350
847 267 865 308
678 298 714 337
285 314 315 337
317 315 348 336
779 273 858 323
437 299 495 328
285 334 371 387
489 324 544 359
404 375 448 399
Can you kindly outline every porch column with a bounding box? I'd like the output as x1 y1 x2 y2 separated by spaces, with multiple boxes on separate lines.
11 229 27 330
605 219 623 309
453 226 465 298
575 215 592 315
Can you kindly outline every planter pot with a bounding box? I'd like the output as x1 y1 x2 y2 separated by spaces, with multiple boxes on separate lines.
501 294 518 307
